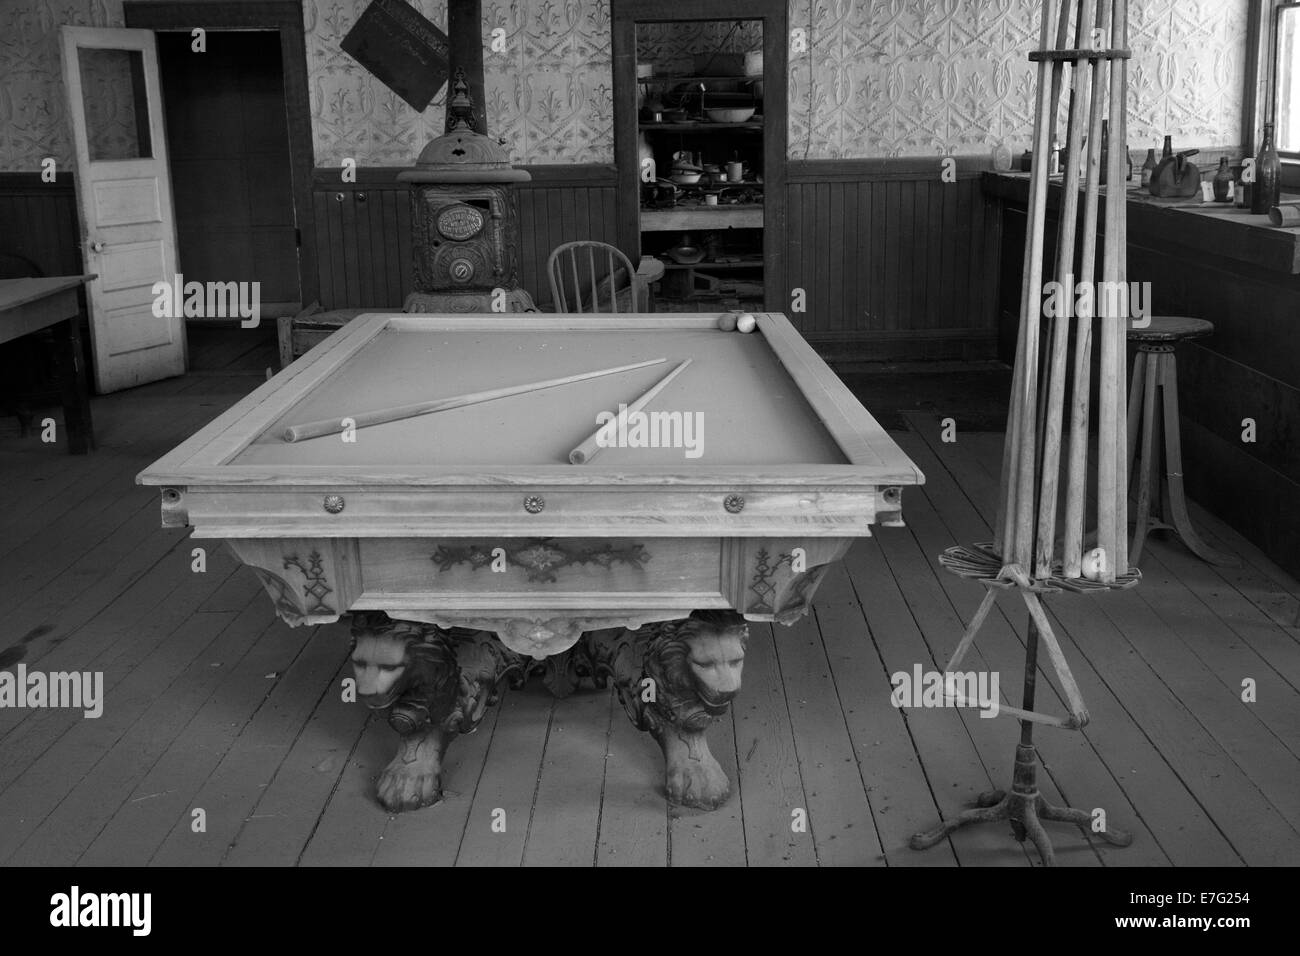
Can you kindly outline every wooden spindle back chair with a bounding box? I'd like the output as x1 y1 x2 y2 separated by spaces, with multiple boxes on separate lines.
546 240 659 314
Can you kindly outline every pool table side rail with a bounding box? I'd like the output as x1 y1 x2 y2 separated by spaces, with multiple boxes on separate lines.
136 312 925 490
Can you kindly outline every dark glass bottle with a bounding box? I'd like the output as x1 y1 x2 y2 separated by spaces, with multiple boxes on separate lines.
1251 123 1281 214
1162 135 1173 160
1141 148 1157 187
1099 119 1110 185
1213 156 1232 202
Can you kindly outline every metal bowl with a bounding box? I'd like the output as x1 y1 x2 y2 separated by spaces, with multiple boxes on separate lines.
667 245 705 265
670 172 702 185
706 107 756 123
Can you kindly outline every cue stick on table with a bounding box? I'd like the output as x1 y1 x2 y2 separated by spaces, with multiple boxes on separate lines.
569 359 692 465
281 357 668 443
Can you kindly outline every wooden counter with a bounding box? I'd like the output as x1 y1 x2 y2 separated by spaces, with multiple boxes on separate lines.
982 171 1300 274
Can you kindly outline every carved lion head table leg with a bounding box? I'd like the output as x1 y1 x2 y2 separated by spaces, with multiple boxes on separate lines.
349 612 522 812
587 611 748 810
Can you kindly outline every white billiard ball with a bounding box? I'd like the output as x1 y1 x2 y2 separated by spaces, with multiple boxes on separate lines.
736 313 757 333
1081 547 1108 581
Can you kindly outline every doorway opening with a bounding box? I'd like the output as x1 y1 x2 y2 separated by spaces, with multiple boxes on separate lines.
154 30 300 315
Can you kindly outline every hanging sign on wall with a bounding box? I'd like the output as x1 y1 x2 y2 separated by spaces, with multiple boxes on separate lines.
340 0 449 112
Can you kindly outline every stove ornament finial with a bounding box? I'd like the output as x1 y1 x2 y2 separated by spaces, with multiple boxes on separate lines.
446 67 478 133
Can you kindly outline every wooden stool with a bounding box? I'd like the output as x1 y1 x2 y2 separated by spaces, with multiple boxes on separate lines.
1126 316 1235 566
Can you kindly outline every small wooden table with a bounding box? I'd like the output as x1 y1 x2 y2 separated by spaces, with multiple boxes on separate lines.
0 275 97 454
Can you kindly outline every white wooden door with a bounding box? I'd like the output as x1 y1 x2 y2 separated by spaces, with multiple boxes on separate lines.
60 26 185 393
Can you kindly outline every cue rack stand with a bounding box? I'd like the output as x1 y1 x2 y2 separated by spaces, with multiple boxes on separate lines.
910 0 1140 866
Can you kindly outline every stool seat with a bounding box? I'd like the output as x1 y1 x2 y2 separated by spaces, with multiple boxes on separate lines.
1127 315 1214 343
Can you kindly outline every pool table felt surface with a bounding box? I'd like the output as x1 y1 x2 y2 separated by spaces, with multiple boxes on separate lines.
232 327 850 468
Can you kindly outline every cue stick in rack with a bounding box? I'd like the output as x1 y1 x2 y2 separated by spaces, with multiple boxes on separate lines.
1008 0 1064 570
1063 0 1112 578
997 0 1060 560
1096 0 1128 583
1113 0 1130 577
1035 0 1097 580
569 359 692 465
280 358 669 443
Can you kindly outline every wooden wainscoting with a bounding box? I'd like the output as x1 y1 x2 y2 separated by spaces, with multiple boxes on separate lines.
309 165 618 311
3 162 1002 363
785 157 1003 363
0 173 82 276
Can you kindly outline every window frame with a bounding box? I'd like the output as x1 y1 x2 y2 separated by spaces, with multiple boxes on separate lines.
1271 1 1300 159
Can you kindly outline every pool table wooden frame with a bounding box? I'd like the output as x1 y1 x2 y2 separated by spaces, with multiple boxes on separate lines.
139 311 922 654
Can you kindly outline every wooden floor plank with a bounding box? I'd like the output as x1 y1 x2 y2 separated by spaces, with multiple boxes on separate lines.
773 608 885 865
813 561 958 865
1139 543 1300 706
370 703 504 867
0 607 251 864
1091 582 1300 829
731 624 819 866
296 715 396 867
522 689 612 867
594 697 668 867
665 708 747 866
0 544 247 772
1 498 195 673
220 646 370 866
8 605 305 866
146 625 347 866
453 685 552 866
844 537 1031 866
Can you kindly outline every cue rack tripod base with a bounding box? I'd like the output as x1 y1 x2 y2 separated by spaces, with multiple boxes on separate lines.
908 548 1138 866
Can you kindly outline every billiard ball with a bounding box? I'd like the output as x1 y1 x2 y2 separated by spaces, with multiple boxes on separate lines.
1081 547 1108 581
717 313 737 332
736 313 757 333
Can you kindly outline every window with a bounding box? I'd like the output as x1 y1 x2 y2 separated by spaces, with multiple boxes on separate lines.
1277 3 1300 154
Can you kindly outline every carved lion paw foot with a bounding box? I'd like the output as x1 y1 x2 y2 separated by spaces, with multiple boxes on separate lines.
660 729 731 810
376 730 446 812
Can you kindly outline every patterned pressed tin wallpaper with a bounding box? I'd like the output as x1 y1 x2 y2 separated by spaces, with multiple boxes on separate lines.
787 0 1250 159
0 0 1251 170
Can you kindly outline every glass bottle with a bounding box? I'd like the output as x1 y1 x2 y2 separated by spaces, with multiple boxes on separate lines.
1162 135 1173 160
1099 120 1109 185
1251 122 1281 215
1141 148 1157 187
1213 156 1232 202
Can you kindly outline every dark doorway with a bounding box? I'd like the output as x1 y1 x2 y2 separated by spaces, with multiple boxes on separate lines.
155 30 299 312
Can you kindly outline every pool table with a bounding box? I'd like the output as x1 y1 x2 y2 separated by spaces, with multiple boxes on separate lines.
139 311 922 812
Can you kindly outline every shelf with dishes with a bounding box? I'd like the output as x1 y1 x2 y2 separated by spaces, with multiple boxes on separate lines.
640 206 763 231
647 230 764 303
660 257 763 271
639 121 763 131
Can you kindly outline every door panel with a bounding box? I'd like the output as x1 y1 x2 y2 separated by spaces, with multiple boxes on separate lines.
61 26 185 393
